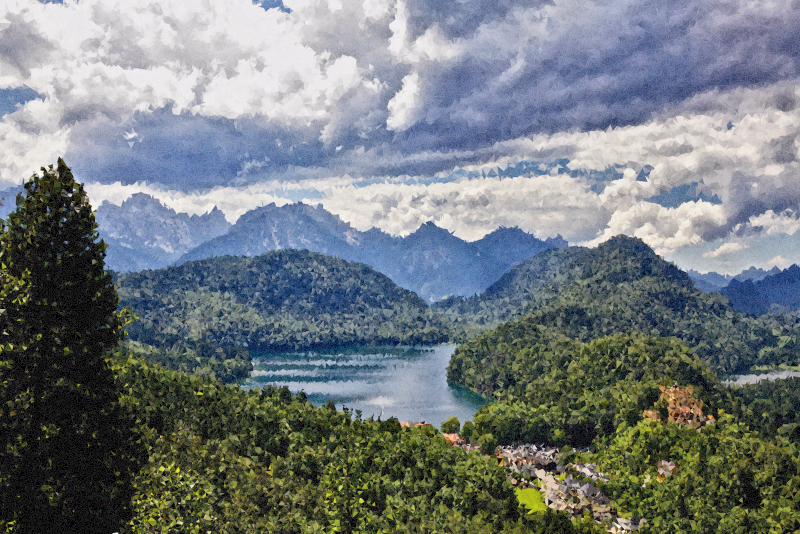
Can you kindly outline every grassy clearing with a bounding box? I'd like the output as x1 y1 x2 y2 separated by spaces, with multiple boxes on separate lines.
515 487 548 515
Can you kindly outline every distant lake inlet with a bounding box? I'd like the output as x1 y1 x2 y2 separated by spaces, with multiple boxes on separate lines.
241 345 489 426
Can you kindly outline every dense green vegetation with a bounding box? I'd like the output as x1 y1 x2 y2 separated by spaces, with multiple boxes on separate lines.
723 376 800 441
0 160 143 533
110 350 606 533
441 235 800 532
7 158 800 532
0 158 613 533
121 338 252 384
456 331 719 446
590 414 800 532
113 250 450 382
450 324 800 530
441 236 800 376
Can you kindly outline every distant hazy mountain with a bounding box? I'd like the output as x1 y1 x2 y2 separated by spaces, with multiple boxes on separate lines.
176 203 566 301
380 222 494 301
176 202 363 265
688 266 783 292
472 226 568 275
687 270 734 292
722 264 800 316
95 193 231 272
732 265 782 283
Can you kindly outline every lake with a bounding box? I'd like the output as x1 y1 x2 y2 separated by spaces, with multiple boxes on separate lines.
241 345 489 427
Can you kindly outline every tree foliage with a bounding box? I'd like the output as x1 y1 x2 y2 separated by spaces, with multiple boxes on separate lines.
438 236 800 376
0 159 143 533
458 332 721 446
591 415 800 532
109 350 601 533
441 416 461 434
721 376 800 441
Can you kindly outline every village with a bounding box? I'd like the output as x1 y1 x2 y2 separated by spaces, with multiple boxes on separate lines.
399 385 716 533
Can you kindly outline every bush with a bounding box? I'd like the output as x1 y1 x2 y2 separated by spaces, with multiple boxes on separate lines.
441 416 461 434
478 433 498 455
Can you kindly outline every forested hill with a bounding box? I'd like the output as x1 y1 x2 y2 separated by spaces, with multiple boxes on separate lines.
434 245 586 333
440 235 800 376
114 249 449 360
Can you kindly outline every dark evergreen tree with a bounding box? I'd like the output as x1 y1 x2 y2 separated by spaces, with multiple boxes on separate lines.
0 159 143 533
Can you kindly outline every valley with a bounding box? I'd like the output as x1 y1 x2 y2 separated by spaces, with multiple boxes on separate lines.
5 166 800 533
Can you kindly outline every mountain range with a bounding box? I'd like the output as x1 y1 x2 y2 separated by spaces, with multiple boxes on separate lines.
721 264 800 316
106 198 566 302
95 193 232 272
687 266 782 292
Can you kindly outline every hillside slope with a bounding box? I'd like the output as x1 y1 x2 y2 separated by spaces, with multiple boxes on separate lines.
116 249 450 356
434 246 585 335
442 236 800 377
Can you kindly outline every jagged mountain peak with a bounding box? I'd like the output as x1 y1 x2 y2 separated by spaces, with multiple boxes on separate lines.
96 194 231 273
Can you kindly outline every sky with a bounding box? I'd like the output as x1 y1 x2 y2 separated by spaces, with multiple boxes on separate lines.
0 0 799 274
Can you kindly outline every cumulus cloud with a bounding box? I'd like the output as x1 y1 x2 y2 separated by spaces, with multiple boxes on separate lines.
0 0 797 273
733 209 800 237
766 255 792 268
311 172 608 241
703 241 749 258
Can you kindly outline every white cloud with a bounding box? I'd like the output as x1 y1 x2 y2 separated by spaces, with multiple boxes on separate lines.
0 0 797 276
311 172 606 241
703 241 749 258
735 209 800 237
766 255 791 268
581 200 727 255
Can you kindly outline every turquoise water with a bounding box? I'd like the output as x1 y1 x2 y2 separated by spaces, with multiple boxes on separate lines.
241 345 489 427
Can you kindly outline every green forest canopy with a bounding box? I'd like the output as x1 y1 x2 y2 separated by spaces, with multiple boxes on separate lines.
439 235 800 377
4 158 800 531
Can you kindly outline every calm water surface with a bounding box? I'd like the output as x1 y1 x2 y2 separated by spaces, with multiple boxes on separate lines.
241 345 489 426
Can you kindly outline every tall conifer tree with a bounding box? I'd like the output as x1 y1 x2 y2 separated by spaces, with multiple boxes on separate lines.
0 159 141 533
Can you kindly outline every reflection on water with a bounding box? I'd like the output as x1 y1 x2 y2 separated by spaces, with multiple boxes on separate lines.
241 345 489 426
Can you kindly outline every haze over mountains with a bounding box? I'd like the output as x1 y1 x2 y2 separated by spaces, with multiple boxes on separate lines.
91 195 567 302
687 266 783 293
96 193 232 273
721 265 800 316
